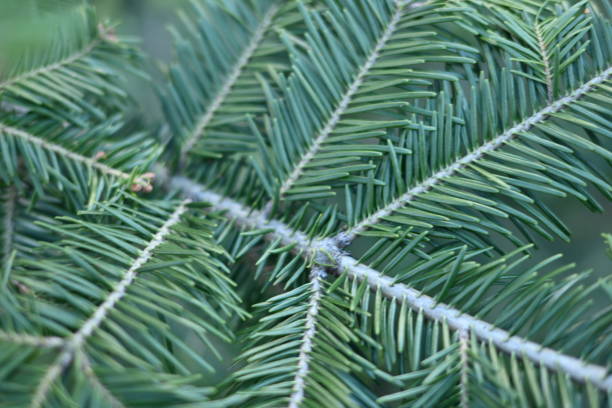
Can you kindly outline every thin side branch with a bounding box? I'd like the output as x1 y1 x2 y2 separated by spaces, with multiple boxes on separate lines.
0 330 64 348
0 26 108 91
288 267 326 408
0 125 151 187
169 174 612 391
459 331 470 408
338 255 612 390
2 186 16 269
171 176 330 257
534 22 554 103
278 0 405 197
338 65 612 243
30 200 190 408
179 4 280 165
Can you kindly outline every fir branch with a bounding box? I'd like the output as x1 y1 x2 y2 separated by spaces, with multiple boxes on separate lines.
170 174 612 390
179 4 280 165
288 267 326 408
0 330 64 348
534 21 554 103
5 1 609 404
459 331 470 408
1 186 16 270
30 199 190 408
0 124 152 187
278 0 406 197
337 255 612 390
172 176 325 256
338 65 612 243
0 25 108 92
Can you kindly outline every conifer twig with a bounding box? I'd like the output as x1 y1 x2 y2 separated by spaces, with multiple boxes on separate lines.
30 200 190 408
288 267 326 408
169 174 612 391
0 25 109 91
278 0 407 198
179 4 280 165
0 330 64 348
0 125 152 188
337 65 612 243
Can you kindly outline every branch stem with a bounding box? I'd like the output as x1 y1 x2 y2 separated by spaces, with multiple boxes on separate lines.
0 124 149 186
288 267 326 408
0 330 64 348
278 0 405 197
1 186 16 270
169 174 612 391
534 22 554 103
0 27 107 92
179 4 280 165
30 200 190 408
337 65 612 243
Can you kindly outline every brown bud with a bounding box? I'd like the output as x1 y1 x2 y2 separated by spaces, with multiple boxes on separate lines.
99 24 119 43
93 151 107 161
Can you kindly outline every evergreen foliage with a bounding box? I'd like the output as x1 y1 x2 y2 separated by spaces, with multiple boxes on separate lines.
0 0 611 407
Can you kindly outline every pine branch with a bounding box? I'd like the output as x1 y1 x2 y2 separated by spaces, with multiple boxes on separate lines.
0 330 63 348
5 0 609 404
1 186 16 270
288 267 325 408
30 199 190 408
339 255 611 390
338 65 612 244
0 25 106 92
277 0 406 197
252 0 469 204
459 331 470 408
0 9 139 127
0 123 153 188
170 174 612 391
179 3 280 165
534 21 554 103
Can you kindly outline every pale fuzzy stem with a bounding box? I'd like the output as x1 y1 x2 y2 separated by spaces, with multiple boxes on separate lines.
2 186 16 269
169 174 612 391
0 330 64 348
278 0 406 197
338 255 612 390
30 200 190 408
179 4 279 165
171 176 338 259
0 125 150 186
459 331 470 408
0 26 107 91
534 22 554 103
288 267 326 408
338 65 612 244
